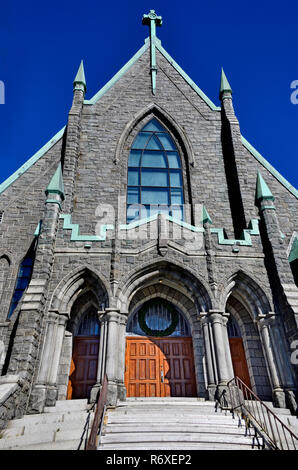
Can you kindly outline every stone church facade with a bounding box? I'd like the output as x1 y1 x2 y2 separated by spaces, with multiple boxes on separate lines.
0 11 298 425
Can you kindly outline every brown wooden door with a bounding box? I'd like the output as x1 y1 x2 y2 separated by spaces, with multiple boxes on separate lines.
125 337 196 397
67 336 99 399
229 337 251 388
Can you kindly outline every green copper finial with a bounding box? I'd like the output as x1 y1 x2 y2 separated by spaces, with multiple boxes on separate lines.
73 60 86 93
46 162 65 200
220 68 232 98
201 206 212 225
142 10 162 95
256 171 275 202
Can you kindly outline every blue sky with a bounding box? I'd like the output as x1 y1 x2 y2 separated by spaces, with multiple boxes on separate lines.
1 0 298 189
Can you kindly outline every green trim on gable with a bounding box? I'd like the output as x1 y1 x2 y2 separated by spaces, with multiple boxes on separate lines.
242 136 298 199
0 127 66 195
84 39 150 105
120 213 204 233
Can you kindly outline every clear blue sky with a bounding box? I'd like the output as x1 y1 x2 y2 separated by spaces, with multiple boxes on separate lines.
1 0 298 189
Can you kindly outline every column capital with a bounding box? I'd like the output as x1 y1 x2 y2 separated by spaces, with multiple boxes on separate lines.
255 311 276 327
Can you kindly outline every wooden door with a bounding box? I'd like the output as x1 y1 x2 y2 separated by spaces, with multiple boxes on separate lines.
229 337 251 388
125 337 196 397
68 336 99 399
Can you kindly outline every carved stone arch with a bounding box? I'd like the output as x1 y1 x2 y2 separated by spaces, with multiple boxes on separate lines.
116 259 213 314
66 290 100 336
220 270 272 320
50 266 110 316
115 103 195 167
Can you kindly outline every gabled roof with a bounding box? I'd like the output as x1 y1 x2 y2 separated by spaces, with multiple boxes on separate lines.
0 36 297 199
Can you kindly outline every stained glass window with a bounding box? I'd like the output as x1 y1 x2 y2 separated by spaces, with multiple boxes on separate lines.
127 119 184 223
8 250 35 319
126 299 191 337
77 310 100 336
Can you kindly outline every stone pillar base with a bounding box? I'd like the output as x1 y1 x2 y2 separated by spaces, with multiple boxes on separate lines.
272 388 286 409
117 382 126 402
90 383 101 404
28 385 47 414
107 381 118 406
206 385 217 401
285 389 298 415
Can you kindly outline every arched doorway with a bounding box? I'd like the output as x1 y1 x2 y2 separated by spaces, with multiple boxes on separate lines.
67 307 100 400
227 314 251 388
125 298 196 397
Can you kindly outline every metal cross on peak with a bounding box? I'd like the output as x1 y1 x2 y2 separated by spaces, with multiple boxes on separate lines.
142 9 163 31
142 10 163 95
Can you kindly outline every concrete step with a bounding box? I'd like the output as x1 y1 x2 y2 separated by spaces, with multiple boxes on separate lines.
8 439 84 451
3 413 93 438
106 415 240 425
44 399 89 413
100 431 255 446
7 409 91 427
99 442 258 450
104 424 247 435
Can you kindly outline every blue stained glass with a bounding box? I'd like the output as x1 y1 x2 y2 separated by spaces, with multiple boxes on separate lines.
142 151 167 168
142 188 169 205
167 152 181 168
146 135 163 150
128 150 141 167
171 188 183 205
132 132 150 149
141 169 168 187
128 169 139 185
170 170 182 187
158 134 176 151
142 118 165 132
127 187 139 204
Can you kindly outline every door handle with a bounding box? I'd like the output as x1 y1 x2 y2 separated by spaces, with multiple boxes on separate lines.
160 368 164 383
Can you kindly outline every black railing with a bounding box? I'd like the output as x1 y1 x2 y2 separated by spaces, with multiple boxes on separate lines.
221 377 298 450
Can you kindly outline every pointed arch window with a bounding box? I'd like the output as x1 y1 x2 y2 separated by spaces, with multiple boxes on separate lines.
127 119 184 223
8 242 36 319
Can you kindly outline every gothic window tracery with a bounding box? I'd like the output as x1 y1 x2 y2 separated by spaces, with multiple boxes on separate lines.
127 118 184 223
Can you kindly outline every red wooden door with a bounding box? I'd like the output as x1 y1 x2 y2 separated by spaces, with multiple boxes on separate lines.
229 337 251 389
125 337 196 397
68 336 99 399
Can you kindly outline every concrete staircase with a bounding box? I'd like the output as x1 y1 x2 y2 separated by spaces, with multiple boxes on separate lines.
0 397 296 450
0 399 93 450
99 398 265 450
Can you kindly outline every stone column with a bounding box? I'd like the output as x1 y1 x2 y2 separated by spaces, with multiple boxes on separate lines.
105 308 121 405
117 313 128 401
209 311 231 386
256 313 285 408
90 311 107 403
199 313 216 399
222 313 235 381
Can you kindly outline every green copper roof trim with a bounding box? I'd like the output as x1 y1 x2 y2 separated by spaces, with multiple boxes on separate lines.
0 126 66 195
59 214 114 241
242 137 298 199
34 221 42 237
155 39 221 112
289 235 298 263
120 213 204 233
220 68 232 96
46 163 65 200
84 40 150 105
73 60 86 92
210 218 259 246
142 10 163 95
256 171 275 202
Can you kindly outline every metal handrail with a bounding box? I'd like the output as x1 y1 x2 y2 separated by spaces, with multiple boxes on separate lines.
85 375 108 451
225 376 298 450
